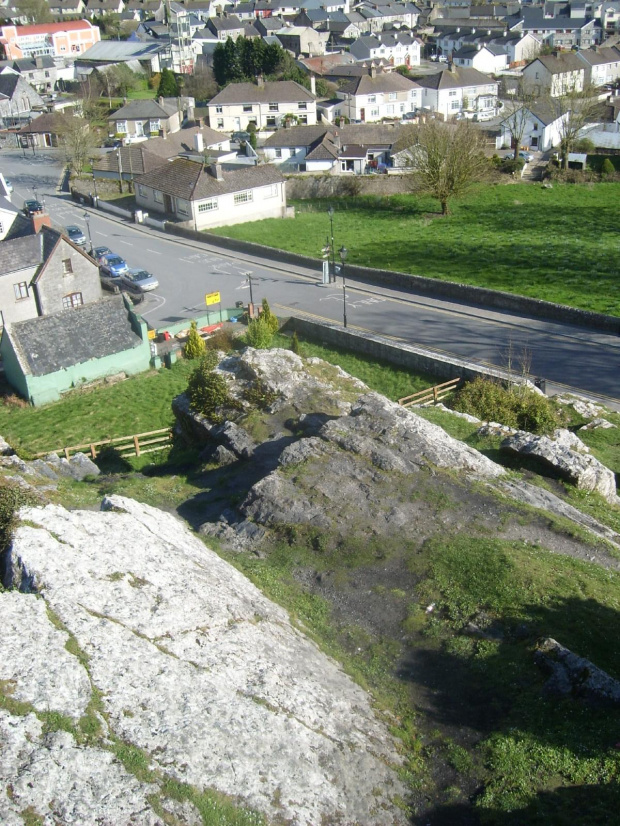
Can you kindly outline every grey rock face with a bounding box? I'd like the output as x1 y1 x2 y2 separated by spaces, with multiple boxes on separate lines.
580 418 616 431
535 637 620 705
2 495 408 826
501 429 617 503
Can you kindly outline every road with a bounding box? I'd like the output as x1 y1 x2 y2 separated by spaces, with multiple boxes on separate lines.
3 149 619 405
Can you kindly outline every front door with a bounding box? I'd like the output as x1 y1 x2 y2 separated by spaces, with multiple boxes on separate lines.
136 121 144 137
360 108 365 122
163 193 173 214
234 117 241 130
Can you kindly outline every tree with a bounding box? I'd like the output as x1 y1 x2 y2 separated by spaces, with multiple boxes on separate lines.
157 68 179 98
499 81 539 157
14 0 51 23
182 66 218 102
404 120 489 215
547 85 599 169
184 321 206 359
186 352 229 422
290 332 300 355
261 298 279 335
58 115 99 177
246 316 274 349
601 158 615 176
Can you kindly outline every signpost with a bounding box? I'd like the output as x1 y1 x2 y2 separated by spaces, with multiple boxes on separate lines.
205 290 222 324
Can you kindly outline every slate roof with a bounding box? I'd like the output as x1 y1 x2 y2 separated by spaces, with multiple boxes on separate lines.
208 80 314 105
519 7 595 31
8 295 143 378
305 139 338 160
415 66 497 90
532 52 587 74
110 98 179 120
12 56 55 71
263 122 409 149
79 40 165 61
93 145 162 175
134 156 284 200
577 46 620 66
339 72 420 95
17 112 72 134
0 234 42 277
0 73 20 99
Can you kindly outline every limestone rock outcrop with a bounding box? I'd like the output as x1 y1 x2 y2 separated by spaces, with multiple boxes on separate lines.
0 495 409 826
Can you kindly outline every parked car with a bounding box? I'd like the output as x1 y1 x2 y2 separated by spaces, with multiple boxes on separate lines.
120 268 159 293
65 225 87 247
429 54 438 61
401 110 417 121
92 245 112 263
438 55 448 63
518 150 534 162
231 131 251 144
100 254 129 278
22 199 43 216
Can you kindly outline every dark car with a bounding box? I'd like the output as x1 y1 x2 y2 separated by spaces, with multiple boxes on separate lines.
231 131 251 144
92 245 112 263
23 199 44 216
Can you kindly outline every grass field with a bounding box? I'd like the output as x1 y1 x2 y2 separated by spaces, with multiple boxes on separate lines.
211 183 620 316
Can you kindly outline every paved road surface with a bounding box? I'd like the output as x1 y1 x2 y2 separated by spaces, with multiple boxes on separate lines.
3 149 619 406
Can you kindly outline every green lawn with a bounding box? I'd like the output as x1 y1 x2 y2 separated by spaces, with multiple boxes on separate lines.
212 183 620 316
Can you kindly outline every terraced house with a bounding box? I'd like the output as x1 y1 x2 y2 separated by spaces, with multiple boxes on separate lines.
207 80 316 131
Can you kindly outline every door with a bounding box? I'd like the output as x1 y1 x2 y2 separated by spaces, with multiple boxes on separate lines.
136 121 144 137
163 193 173 214
360 108 365 122
234 117 241 130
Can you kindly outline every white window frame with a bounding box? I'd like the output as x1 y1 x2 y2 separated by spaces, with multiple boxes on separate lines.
116 120 128 134
263 184 278 198
14 281 28 300
234 190 253 205
154 191 163 204
198 198 218 212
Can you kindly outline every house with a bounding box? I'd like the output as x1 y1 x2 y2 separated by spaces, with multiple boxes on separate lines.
16 112 76 149
0 20 101 61
522 53 587 96
9 56 57 93
509 5 601 50
0 225 103 329
415 65 499 119
335 67 421 123
48 0 87 17
262 122 407 172
206 15 245 41
452 44 509 74
575 45 620 85
273 26 330 56
497 102 569 152
134 156 286 229
86 0 127 16
0 293 151 406
349 32 422 68
354 1 421 33
207 80 316 131
109 96 193 142
600 2 620 36
0 71 45 129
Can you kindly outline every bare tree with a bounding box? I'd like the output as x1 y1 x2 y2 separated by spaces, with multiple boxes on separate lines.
58 115 99 178
14 0 51 23
404 120 489 215
547 84 600 169
500 81 539 157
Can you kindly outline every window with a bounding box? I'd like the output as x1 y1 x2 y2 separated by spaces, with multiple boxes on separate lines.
149 118 161 132
451 100 460 110
411 90 416 99
62 292 83 309
139 185 148 197
263 184 278 198
13 282 28 300
266 116 277 127
44 70 49 77
299 115 307 124
154 191 163 204
243 104 253 112
116 120 127 134
298 101 307 110
62 258 73 274
198 198 218 212
400 103 405 112
176 199 189 216
389 92 397 100
449 90 457 97
367 95 376 103
275 148 282 158
234 190 253 205
532 122 538 131
217 119 224 129
370 108 379 117
216 105 223 113
268 103 279 111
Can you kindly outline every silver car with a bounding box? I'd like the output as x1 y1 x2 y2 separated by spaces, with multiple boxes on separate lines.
120 268 159 293
65 225 87 247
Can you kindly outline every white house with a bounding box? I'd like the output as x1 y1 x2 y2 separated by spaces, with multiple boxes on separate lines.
522 53 586 97
452 44 509 74
575 45 620 86
349 32 422 68
134 157 287 230
335 67 421 123
497 102 569 152
416 66 498 120
207 80 317 132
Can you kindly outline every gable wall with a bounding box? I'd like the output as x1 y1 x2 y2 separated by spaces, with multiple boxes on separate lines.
36 238 102 316
0 265 39 327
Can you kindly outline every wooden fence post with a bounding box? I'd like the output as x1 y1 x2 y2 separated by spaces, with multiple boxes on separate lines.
133 435 140 457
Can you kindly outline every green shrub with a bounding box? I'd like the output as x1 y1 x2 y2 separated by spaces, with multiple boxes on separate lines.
243 378 279 410
183 321 206 360
500 158 525 175
186 354 229 422
261 299 280 335
205 328 237 352
246 317 274 349
451 378 560 434
0 478 36 556
290 332 300 354
602 158 615 177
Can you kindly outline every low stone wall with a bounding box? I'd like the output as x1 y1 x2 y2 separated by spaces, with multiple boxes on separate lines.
283 316 530 388
166 228 620 336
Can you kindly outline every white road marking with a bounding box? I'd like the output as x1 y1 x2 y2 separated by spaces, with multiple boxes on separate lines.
139 294 166 317
147 249 161 254
117 239 133 246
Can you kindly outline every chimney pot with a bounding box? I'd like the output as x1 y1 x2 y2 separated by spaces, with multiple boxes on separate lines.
32 212 51 234
209 162 224 180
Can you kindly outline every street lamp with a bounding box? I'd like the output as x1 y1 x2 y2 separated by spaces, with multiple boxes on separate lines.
32 184 38 202
244 270 256 309
83 211 92 253
327 205 336 283
339 245 348 329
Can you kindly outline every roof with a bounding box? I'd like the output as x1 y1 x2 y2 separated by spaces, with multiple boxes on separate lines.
134 156 284 200
339 72 419 95
415 66 497 90
6 20 94 35
297 53 357 73
263 122 410 149
209 80 315 105
0 233 42 277
79 40 165 61
110 97 179 119
531 52 587 75
576 46 620 66
17 112 72 134
12 56 55 71
7 295 143 378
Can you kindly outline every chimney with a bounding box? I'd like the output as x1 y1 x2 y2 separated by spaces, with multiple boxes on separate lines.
194 132 204 153
256 73 264 86
158 95 164 105
310 74 316 95
35 56 43 68
370 63 377 78
32 212 51 234
209 162 224 181
334 130 341 149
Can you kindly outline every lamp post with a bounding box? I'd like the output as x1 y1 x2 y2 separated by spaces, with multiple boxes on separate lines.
327 205 336 283
32 184 38 203
339 245 348 328
92 169 98 203
83 211 92 253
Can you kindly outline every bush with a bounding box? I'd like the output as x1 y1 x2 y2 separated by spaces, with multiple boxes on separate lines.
245 317 274 349
243 378 279 410
451 377 561 434
183 321 206 360
602 158 615 177
205 328 237 352
0 478 36 555
186 354 229 423
290 332 300 354
261 299 279 335
500 158 525 175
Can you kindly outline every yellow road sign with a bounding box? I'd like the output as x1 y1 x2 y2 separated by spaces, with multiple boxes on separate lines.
205 291 221 306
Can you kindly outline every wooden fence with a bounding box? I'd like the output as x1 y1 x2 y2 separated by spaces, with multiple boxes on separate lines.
36 428 173 460
398 377 461 408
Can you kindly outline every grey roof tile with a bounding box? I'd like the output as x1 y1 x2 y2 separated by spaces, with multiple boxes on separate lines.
209 80 314 105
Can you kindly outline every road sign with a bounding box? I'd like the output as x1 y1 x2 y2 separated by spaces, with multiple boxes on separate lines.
205 291 220 306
